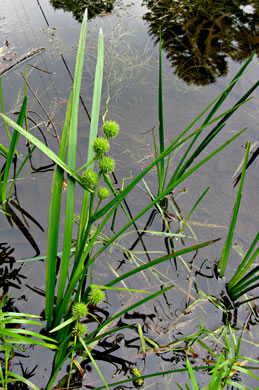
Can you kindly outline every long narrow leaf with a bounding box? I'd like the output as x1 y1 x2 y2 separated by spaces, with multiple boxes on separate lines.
218 142 250 277
79 336 109 390
170 80 257 187
85 285 174 342
0 113 89 190
7 145 36 201
186 356 199 390
2 97 27 205
170 52 256 183
227 233 259 289
180 187 209 233
75 27 104 264
106 239 220 288
88 129 245 270
56 8 88 309
45 93 72 328
158 29 164 193
7 371 40 390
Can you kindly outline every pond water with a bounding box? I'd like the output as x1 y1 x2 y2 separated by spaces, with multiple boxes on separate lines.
0 0 258 389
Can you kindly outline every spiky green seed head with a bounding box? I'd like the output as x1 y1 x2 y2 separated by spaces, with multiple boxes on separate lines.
93 137 110 157
81 169 98 188
88 289 105 306
97 186 110 200
98 156 115 174
73 323 87 337
103 121 119 138
72 302 88 320
131 367 144 387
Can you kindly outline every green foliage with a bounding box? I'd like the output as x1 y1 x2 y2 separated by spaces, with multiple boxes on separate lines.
0 294 56 390
218 142 250 278
181 325 259 390
0 7 258 390
216 142 258 305
0 85 31 208
226 233 259 306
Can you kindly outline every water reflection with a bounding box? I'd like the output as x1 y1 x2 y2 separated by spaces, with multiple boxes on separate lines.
49 0 115 22
143 0 258 85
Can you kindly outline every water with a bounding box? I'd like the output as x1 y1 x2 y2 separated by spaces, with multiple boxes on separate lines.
0 0 258 388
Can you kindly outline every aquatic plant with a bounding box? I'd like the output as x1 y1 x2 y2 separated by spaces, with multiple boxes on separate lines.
0 8 258 389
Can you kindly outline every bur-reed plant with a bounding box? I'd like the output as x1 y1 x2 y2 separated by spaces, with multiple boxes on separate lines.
0 8 258 388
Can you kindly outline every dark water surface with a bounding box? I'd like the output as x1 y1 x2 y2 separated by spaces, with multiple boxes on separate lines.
0 0 258 388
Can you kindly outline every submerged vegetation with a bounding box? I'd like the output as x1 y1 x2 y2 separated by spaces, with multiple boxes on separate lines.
0 7 258 390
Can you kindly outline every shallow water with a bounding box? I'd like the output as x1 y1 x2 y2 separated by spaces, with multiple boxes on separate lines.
0 0 258 388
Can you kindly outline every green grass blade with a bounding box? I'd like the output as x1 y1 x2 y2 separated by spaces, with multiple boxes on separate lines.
106 239 220 288
45 93 72 329
85 285 174 341
170 52 256 183
137 323 146 356
229 265 259 294
180 187 209 233
87 28 104 169
0 113 89 190
7 371 40 390
226 380 251 390
75 27 104 263
1 330 55 349
56 9 88 309
186 356 199 390
1 96 27 205
228 233 259 290
7 145 36 201
89 129 244 268
229 365 259 381
158 29 164 193
170 81 257 187
3 328 57 345
209 353 224 389
218 142 250 277
79 336 109 390
91 121 246 228
0 143 8 157
53 132 206 323
91 366 212 390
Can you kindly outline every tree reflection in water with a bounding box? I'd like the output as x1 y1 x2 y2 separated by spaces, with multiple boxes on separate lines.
143 0 258 85
49 0 115 22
